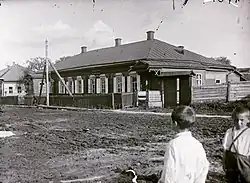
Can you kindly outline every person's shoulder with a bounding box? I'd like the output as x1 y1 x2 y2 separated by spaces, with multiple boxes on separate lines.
225 128 233 134
192 137 205 147
167 138 176 146
244 128 250 135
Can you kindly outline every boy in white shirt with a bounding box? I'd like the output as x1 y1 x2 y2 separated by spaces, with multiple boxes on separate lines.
222 106 250 183
158 105 209 183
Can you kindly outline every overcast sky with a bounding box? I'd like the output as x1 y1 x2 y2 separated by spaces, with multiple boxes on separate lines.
0 0 249 70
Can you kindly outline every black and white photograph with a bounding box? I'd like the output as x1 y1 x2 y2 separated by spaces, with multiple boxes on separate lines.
0 0 250 182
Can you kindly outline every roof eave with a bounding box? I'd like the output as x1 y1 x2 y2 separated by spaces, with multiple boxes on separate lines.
52 59 147 73
146 58 235 70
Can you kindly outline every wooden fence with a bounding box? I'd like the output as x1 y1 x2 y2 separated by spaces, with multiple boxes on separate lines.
0 96 19 105
0 93 136 109
121 92 136 108
30 94 123 109
1 81 249 109
192 81 250 103
192 84 228 102
229 81 250 101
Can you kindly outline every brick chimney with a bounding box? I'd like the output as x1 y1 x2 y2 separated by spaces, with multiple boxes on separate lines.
81 46 87 53
177 45 184 54
115 38 122 46
146 31 155 40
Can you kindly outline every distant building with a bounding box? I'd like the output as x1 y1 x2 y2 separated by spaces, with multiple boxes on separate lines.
238 67 250 81
30 71 48 96
0 63 27 96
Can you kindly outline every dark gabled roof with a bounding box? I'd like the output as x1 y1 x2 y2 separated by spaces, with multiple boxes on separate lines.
236 68 250 80
0 64 27 81
0 68 10 78
238 67 250 73
53 39 234 72
243 74 250 80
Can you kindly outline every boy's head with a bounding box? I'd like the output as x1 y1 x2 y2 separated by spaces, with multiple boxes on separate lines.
171 105 196 130
232 106 250 130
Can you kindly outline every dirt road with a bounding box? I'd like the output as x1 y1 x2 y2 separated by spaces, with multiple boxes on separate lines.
0 107 229 182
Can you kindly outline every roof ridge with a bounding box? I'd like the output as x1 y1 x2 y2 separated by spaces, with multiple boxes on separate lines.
0 67 11 78
82 40 151 53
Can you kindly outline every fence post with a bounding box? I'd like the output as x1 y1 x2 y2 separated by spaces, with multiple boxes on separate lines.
135 91 138 107
189 76 193 105
226 81 231 102
146 90 149 109
111 93 115 109
160 79 164 108
121 92 124 109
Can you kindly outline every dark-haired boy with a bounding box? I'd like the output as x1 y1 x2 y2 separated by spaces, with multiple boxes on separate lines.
223 106 250 183
158 105 209 183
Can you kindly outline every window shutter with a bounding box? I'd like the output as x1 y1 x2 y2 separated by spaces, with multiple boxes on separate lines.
74 79 78 93
122 76 125 93
58 80 61 93
81 79 84 93
127 75 131 92
96 78 100 93
113 76 116 93
88 79 91 93
105 77 108 94
136 74 140 91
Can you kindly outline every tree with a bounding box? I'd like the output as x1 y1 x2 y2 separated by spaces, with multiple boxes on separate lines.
26 57 47 72
18 69 34 96
55 56 71 64
214 57 232 65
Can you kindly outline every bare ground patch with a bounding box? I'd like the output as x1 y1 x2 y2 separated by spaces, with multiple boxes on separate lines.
0 107 229 182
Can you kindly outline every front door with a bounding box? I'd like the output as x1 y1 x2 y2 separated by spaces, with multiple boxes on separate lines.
164 77 177 107
179 76 192 105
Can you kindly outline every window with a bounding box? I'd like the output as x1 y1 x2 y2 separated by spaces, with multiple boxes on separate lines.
68 80 73 93
9 87 13 94
61 84 65 94
177 78 180 104
100 77 106 94
196 74 202 86
116 76 122 93
18 86 22 93
90 78 96 93
131 75 137 92
215 79 221 84
78 79 82 93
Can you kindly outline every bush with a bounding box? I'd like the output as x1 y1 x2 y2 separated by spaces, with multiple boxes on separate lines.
190 100 249 115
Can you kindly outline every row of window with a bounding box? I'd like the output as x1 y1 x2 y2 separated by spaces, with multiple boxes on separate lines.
8 86 22 94
61 75 138 94
195 73 221 86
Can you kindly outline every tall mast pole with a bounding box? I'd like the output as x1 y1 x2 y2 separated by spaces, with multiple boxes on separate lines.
45 39 50 106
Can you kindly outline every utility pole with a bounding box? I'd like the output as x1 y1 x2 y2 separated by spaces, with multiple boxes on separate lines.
45 39 50 106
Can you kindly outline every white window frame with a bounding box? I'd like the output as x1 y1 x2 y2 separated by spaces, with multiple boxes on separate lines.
196 73 202 86
61 83 65 94
116 76 122 93
9 87 13 94
177 78 180 104
90 78 96 94
100 77 106 94
68 80 73 93
131 75 137 92
78 79 82 93
215 79 221 84
17 86 22 93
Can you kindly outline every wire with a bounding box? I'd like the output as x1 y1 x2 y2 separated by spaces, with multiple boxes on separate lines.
93 0 95 12
156 16 167 32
